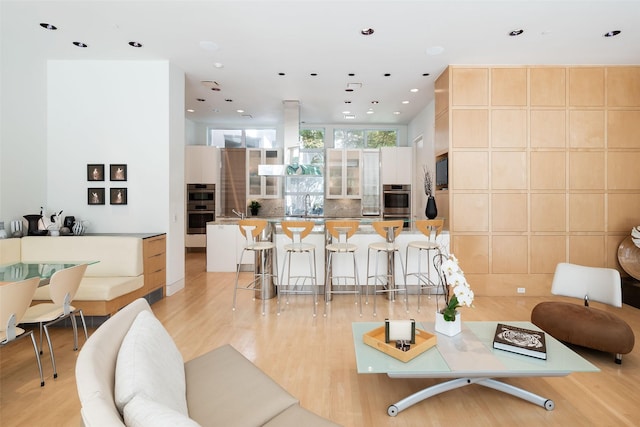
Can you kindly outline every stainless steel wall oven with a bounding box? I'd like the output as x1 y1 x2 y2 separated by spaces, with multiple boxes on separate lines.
187 184 215 234
382 184 411 227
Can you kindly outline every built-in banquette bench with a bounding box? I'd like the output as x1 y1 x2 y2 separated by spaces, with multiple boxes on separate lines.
0 234 166 317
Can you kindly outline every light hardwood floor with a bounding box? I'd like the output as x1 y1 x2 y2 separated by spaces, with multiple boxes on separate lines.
1 252 639 426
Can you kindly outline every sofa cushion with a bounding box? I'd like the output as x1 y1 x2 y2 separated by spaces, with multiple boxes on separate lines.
532 301 635 354
20 236 143 277
115 310 188 416
33 276 144 301
0 238 21 264
185 344 299 427
263 404 341 427
124 395 201 427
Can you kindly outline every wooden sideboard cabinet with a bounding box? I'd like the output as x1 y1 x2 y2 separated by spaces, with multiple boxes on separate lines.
143 234 166 298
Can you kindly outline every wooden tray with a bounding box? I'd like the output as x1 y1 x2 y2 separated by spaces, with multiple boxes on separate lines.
363 326 437 362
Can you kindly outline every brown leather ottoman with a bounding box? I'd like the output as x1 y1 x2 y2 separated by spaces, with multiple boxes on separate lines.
531 301 635 364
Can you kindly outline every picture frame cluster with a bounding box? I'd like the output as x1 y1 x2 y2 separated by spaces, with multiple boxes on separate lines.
87 164 128 205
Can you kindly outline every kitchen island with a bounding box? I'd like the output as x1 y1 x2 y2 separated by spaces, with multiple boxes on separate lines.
206 218 449 291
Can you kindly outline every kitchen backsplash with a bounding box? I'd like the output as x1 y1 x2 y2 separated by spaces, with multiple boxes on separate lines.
250 198 365 218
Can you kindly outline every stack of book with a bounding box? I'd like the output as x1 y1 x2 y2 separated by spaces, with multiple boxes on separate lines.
493 323 547 360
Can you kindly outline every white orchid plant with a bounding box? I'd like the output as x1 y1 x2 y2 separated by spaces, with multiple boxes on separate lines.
437 253 474 321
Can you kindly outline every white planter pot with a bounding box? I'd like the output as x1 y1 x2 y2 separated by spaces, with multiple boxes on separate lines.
434 311 461 337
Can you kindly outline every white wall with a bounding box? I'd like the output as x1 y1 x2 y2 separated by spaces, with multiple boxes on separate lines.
47 60 170 232
0 9 48 223
45 59 186 293
167 62 186 295
407 100 436 218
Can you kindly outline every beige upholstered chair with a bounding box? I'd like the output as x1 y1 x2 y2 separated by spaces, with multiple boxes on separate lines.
366 220 408 316
233 219 278 315
21 263 89 379
0 277 45 386
531 262 635 364
324 220 362 316
404 219 444 312
279 221 318 316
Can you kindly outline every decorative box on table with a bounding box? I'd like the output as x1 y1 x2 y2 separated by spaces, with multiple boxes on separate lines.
363 326 437 362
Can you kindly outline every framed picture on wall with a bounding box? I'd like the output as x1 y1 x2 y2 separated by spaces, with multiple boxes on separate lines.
87 164 105 181
110 164 127 181
110 188 128 205
88 188 105 205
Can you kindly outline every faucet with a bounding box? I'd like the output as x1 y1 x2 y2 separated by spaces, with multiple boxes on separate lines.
304 194 311 217
232 209 245 219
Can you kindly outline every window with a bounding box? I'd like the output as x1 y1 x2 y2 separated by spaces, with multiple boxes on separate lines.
299 129 325 149
208 128 277 148
333 129 397 148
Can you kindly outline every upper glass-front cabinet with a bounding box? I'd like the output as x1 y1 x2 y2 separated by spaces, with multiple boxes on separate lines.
247 148 282 198
326 149 361 199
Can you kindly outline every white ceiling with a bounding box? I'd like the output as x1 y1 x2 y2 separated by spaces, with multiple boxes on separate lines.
3 0 639 127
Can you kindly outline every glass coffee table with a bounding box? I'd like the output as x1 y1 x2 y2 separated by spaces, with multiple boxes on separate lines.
0 261 96 285
352 321 599 417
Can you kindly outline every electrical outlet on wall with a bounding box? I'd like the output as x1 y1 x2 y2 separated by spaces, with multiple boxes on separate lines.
517 287 526 294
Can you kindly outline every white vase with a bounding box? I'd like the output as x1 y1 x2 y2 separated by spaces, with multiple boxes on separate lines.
434 311 461 337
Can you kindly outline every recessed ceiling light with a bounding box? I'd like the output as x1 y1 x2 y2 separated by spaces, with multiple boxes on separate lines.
509 29 524 36
393 111 401 115
128 41 142 48
422 73 430 77
366 110 374 115
604 30 621 37
426 46 444 55
236 109 244 113
344 100 352 104
73 41 88 48
278 72 286 76
402 101 410 104
310 73 318 76
383 73 391 77
186 109 195 113
371 101 379 104
342 111 351 114
225 99 233 102
344 114 356 119
345 88 354 92
196 98 205 102
39 23 57 30
214 62 224 68
410 88 419 93
199 41 219 51
348 73 355 77
360 28 374 36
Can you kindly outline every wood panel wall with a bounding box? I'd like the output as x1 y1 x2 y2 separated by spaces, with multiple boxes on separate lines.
435 65 640 296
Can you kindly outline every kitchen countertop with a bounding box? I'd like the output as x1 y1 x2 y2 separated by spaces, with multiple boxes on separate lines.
207 217 441 234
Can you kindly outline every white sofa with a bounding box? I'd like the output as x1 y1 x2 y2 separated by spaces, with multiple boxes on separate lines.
0 236 152 316
76 298 340 427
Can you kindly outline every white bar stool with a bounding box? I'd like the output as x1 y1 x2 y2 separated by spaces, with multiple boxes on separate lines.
366 220 408 316
404 219 444 312
232 219 278 316
324 220 362 317
279 221 318 316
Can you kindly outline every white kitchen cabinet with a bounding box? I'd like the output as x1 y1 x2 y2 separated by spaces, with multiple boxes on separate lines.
381 147 412 185
326 149 361 199
361 149 381 215
247 148 282 199
185 146 219 184
206 223 245 272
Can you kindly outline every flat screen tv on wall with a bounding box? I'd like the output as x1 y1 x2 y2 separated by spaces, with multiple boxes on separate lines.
436 155 448 190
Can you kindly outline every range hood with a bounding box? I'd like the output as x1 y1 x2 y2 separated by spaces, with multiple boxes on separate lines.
258 164 286 176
